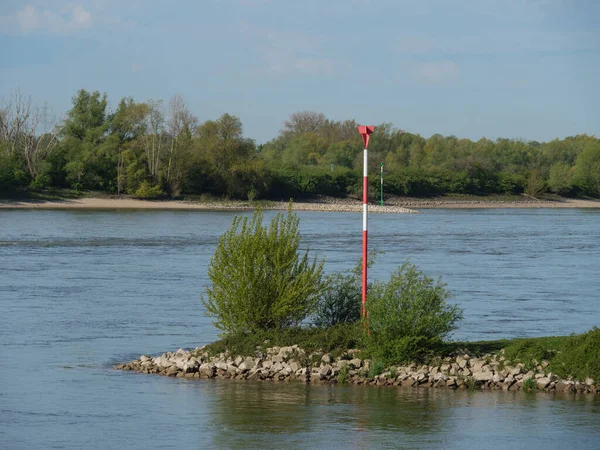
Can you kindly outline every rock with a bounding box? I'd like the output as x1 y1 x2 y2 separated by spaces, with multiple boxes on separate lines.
458 359 469 369
473 371 492 382
585 378 595 386
166 366 179 377
199 363 215 377
238 360 255 372
492 373 504 383
319 365 332 378
215 362 228 371
289 361 301 373
321 354 332 364
349 359 362 369
446 378 457 387
536 378 551 390
471 360 488 372
278 346 294 358
523 371 535 380
509 366 522 376
433 372 447 382
140 355 151 362
272 362 283 373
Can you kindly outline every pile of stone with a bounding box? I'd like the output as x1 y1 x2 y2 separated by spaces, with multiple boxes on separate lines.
114 346 599 395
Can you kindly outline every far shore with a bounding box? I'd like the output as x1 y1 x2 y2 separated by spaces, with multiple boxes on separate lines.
1 195 599 212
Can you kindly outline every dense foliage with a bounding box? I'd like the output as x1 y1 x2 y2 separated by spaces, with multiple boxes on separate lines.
365 262 463 363
201 207 325 334
2 90 599 199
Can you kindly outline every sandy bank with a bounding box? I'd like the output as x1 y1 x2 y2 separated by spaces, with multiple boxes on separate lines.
0 197 417 213
1 196 598 211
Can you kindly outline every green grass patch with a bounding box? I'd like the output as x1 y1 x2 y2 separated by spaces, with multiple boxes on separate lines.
502 328 600 381
201 323 363 360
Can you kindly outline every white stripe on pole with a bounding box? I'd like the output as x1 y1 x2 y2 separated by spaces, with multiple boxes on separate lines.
363 204 368 230
363 150 368 176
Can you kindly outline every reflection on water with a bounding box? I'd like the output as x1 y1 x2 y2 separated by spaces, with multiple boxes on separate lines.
197 380 600 449
0 209 599 449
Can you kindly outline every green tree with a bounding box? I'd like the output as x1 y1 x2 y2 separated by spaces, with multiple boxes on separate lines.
60 89 110 190
202 207 325 333
574 142 600 197
525 169 546 197
547 162 573 195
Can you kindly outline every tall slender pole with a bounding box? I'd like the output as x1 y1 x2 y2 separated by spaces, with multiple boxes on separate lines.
362 146 368 318
380 163 384 206
357 126 374 319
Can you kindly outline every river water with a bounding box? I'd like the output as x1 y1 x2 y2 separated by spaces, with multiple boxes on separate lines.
1 208 599 449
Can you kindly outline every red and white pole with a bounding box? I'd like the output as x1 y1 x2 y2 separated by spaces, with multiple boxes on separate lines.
357 125 374 319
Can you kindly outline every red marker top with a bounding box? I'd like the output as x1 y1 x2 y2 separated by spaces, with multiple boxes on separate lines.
357 125 375 149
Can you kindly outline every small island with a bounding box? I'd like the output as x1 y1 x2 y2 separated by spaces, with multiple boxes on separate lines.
115 207 599 395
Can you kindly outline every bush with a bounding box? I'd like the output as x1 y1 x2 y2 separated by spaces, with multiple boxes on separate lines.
313 253 379 328
365 261 462 363
201 206 325 334
134 180 164 199
314 270 361 328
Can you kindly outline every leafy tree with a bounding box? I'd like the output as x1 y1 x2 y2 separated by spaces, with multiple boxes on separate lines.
525 169 546 197
202 207 325 334
574 142 600 196
547 163 573 195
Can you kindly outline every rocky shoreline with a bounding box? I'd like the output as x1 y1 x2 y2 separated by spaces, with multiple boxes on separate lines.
115 345 599 395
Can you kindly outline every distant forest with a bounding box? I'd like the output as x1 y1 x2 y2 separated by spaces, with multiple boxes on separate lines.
1 89 599 200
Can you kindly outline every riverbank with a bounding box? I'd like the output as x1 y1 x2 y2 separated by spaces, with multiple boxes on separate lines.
1 194 599 211
115 328 600 395
0 197 416 213
115 343 598 395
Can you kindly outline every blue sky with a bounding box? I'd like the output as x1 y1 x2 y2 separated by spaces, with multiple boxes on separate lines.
1 0 598 143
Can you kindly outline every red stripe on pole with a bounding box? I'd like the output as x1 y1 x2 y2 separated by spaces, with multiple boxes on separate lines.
357 125 374 322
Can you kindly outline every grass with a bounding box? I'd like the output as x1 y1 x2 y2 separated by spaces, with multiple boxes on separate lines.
195 326 600 383
198 323 363 362
501 328 600 382
337 365 349 384
523 378 537 392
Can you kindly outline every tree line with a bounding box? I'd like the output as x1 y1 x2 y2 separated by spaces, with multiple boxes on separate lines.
1 89 599 199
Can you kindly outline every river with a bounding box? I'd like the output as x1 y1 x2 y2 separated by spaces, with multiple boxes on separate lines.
1 208 599 449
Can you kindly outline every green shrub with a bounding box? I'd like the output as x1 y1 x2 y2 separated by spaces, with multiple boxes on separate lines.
337 365 349 384
134 180 163 199
201 206 325 334
523 377 537 392
314 266 361 328
368 361 385 378
313 253 380 328
365 261 462 364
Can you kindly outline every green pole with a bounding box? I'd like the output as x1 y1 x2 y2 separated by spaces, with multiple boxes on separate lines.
380 163 384 206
